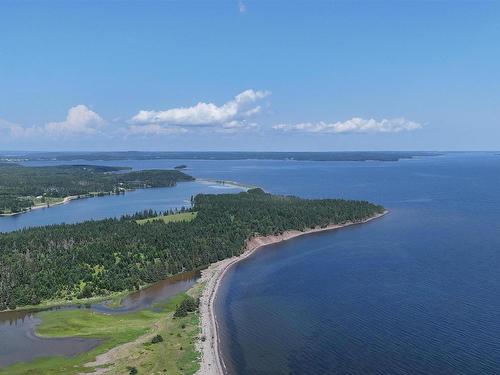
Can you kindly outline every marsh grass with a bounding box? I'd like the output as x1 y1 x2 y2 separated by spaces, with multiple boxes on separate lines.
0 291 201 375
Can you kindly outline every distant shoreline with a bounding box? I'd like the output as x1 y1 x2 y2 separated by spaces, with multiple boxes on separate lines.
0 179 248 218
0 196 79 217
0 192 127 217
0 151 441 163
195 210 388 375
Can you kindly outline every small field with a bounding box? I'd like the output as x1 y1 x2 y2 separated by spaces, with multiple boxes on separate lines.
136 211 198 225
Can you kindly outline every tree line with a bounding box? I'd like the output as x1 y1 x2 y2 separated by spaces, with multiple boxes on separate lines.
0 188 384 310
0 163 193 213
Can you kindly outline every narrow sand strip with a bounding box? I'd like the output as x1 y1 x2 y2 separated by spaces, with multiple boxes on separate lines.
195 211 388 375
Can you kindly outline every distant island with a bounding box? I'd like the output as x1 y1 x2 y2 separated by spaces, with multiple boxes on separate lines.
174 164 187 169
0 188 384 311
0 163 193 215
0 151 440 163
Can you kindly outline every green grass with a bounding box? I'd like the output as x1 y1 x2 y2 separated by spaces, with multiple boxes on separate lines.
0 292 201 375
136 211 198 225
109 310 200 375
32 196 65 206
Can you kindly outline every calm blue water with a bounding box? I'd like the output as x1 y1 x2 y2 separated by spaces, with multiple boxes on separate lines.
213 152 500 374
3 153 500 373
0 180 243 232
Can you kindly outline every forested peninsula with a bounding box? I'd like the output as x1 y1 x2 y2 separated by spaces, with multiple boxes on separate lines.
0 189 384 311
0 163 193 214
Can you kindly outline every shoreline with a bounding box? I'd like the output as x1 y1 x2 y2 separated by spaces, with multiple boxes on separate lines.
0 194 100 217
0 266 205 314
0 179 241 218
0 288 132 314
0 184 176 218
0 210 387 372
195 210 388 375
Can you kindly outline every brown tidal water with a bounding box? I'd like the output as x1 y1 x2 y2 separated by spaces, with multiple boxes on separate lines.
93 270 200 314
0 270 199 368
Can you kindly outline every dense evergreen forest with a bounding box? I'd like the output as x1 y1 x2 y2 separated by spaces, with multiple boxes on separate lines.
0 189 384 310
0 163 193 214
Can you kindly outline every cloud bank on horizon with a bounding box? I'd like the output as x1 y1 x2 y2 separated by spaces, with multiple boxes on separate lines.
0 90 422 141
273 117 422 134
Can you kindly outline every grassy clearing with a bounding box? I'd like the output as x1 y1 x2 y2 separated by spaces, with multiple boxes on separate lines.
0 290 202 375
136 211 198 225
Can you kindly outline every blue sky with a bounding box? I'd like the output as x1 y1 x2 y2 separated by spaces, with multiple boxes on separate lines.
0 1 499 151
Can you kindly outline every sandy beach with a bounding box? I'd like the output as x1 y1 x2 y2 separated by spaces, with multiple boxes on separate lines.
195 210 388 375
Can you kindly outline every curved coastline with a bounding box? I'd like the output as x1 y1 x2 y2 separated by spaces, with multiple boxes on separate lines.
0 195 77 217
196 210 388 375
0 180 245 218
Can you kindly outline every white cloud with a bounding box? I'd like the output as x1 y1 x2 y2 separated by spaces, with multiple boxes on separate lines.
0 105 106 140
273 117 422 134
127 124 188 136
239 1 246 13
44 105 105 135
0 118 32 137
130 89 270 133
